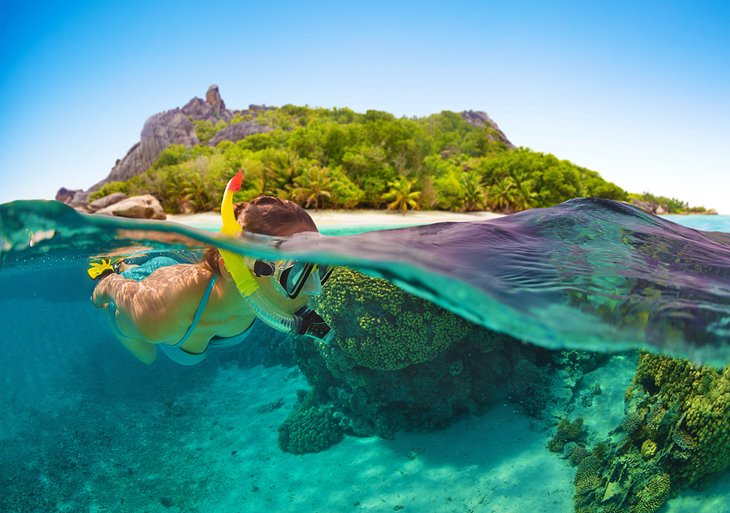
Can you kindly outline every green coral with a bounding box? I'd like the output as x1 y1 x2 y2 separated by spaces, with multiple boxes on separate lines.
548 417 586 453
314 268 477 370
631 472 670 513
640 439 657 460
574 455 603 495
622 409 646 435
574 352 730 513
633 352 730 488
278 406 344 454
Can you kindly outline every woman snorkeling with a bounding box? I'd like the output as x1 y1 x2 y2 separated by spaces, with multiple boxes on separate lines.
92 172 332 365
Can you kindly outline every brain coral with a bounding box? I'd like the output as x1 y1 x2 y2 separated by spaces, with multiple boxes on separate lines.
314 268 478 370
278 406 343 454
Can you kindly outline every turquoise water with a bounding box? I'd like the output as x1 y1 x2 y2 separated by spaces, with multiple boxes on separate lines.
662 214 730 233
2 199 730 512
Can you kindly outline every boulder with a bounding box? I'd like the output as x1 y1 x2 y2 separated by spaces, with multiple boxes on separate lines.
94 194 166 220
55 187 91 208
208 120 271 146
55 187 81 204
88 192 127 211
83 85 255 193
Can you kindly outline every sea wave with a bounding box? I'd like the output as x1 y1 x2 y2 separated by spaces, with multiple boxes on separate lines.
2 198 730 364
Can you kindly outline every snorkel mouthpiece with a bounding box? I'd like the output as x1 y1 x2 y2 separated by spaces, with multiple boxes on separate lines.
296 306 335 344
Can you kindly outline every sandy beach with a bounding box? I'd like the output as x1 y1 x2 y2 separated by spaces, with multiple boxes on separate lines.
167 209 504 230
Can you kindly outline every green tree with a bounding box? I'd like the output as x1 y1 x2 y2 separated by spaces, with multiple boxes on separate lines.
461 171 487 211
382 176 421 213
487 178 517 212
291 165 333 210
510 171 538 211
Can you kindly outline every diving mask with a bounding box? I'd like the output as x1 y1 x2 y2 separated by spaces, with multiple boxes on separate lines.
250 259 333 299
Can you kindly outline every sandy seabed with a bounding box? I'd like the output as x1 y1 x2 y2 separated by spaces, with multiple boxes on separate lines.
82 357 730 513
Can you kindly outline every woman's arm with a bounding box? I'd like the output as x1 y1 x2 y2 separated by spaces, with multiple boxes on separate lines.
92 265 209 344
93 275 158 363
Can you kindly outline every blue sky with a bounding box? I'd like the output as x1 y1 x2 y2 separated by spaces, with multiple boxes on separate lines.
1 0 728 212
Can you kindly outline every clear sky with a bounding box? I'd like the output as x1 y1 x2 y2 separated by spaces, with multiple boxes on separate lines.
1 0 728 212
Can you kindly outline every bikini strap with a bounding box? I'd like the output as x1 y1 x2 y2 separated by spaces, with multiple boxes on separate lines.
173 275 218 347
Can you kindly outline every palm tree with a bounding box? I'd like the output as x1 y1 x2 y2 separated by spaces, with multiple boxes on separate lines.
461 171 487 211
265 150 301 191
291 165 333 210
382 176 421 213
487 177 517 212
511 171 538 211
513 179 538 211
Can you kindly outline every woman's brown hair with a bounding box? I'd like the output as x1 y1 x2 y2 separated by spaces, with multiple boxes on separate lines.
202 197 318 275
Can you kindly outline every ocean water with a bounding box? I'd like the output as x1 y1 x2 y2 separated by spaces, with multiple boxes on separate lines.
1 198 730 513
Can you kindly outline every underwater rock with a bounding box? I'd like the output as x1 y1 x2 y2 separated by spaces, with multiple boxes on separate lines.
291 330 509 439
507 358 553 417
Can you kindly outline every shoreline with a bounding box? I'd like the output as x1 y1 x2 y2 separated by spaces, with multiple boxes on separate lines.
167 209 505 229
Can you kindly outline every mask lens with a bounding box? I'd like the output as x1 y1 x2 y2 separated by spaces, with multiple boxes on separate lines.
284 262 312 295
252 260 275 277
318 265 333 285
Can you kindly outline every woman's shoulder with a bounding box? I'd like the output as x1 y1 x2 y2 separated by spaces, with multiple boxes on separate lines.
144 263 214 292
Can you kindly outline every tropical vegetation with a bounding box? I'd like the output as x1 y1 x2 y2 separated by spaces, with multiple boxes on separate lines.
90 105 708 214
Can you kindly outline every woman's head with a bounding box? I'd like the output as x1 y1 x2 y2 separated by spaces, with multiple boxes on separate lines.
204 196 318 279
236 196 318 236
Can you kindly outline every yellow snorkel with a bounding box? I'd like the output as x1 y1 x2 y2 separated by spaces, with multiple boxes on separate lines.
219 170 259 297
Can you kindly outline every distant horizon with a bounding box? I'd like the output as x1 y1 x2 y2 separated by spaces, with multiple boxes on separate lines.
1 1 728 213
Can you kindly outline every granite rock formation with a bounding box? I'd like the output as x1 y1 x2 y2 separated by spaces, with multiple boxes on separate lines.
208 120 272 146
78 85 268 196
460 110 514 148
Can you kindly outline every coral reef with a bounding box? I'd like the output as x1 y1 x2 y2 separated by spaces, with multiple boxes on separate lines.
286 268 561 441
572 351 730 513
632 352 730 489
633 472 671 513
313 268 476 370
575 455 603 496
292 330 511 439
548 417 587 453
278 403 344 454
